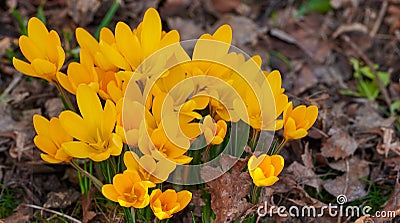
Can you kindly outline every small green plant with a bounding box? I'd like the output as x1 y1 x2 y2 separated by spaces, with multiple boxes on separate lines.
341 58 390 101
0 185 23 218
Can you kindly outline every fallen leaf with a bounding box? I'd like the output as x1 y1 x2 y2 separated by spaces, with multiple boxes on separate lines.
210 0 242 14
321 126 358 160
3 201 31 223
67 0 101 26
213 15 259 48
45 98 64 118
353 104 395 132
372 172 400 223
44 189 81 209
377 127 400 157
201 158 252 223
0 37 12 58
167 17 204 40
293 65 318 95
82 188 96 223
287 161 323 192
323 157 369 202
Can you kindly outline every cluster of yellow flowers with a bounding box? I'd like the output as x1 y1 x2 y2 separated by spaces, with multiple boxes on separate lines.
13 7 318 220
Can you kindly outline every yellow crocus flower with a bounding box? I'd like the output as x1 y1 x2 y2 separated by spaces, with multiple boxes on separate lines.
56 49 99 94
59 84 122 162
99 8 180 71
149 189 192 220
248 154 284 187
124 151 176 185
33 115 72 163
102 171 150 208
200 115 227 145
13 17 65 82
282 102 318 140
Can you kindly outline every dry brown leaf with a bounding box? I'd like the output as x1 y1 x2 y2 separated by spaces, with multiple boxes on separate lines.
321 127 358 160
288 15 333 63
353 104 395 132
213 15 259 48
386 4 400 33
287 161 323 192
67 0 101 26
293 65 318 95
82 188 96 223
377 127 400 156
323 157 369 202
44 189 81 209
201 158 252 223
0 37 12 58
45 98 64 118
270 174 297 194
167 17 204 40
3 201 31 223
372 172 400 223
210 0 241 14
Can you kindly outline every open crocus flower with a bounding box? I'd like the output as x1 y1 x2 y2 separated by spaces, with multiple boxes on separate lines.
149 189 192 220
102 171 150 208
248 154 284 187
59 84 122 162
200 115 227 145
33 115 72 163
13 17 65 82
149 125 193 165
282 102 318 140
124 151 176 185
99 8 180 71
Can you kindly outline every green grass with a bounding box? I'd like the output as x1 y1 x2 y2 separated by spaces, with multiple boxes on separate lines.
0 184 23 218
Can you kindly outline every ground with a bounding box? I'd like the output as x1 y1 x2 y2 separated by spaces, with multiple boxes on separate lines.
0 0 399 222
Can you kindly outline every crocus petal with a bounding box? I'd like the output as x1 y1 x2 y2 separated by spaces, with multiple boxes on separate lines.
40 154 63 164
59 110 94 143
102 184 119 202
19 36 44 62
176 190 192 212
141 8 162 57
61 141 95 158
76 84 102 130
12 58 39 79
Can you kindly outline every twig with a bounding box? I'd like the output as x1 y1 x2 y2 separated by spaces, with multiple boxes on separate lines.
370 0 388 37
24 204 82 223
341 35 392 107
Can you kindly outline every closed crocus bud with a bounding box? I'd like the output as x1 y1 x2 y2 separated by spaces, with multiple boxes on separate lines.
13 17 65 82
248 154 284 187
283 102 318 141
33 115 72 163
149 189 192 220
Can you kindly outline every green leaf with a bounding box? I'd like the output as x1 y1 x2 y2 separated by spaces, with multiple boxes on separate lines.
377 71 390 86
11 9 27 36
339 89 361 97
390 100 400 115
36 0 47 24
94 0 119 40
297 0 333 16
359 66 374 79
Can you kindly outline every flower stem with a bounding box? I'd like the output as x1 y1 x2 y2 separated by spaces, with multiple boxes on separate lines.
55 81 76 112
70 160 103 192
273 138 288 155
123 207 135 223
